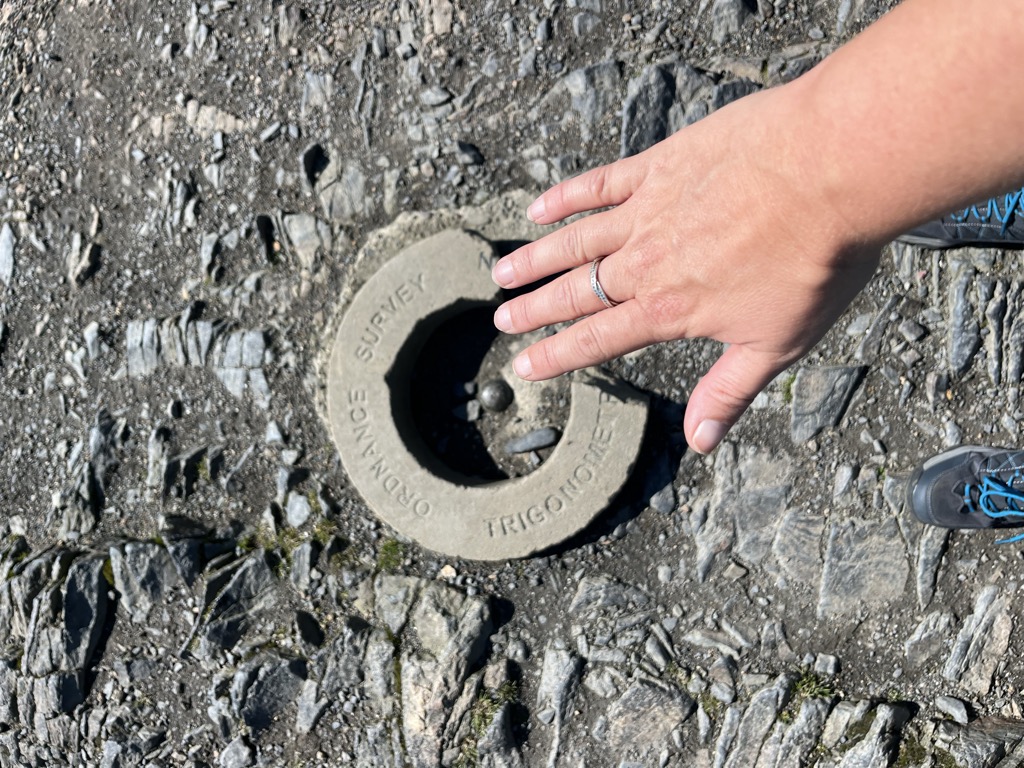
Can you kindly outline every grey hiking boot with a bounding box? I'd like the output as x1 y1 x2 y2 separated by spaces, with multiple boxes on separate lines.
897 187 1024 249
906 446 1024 543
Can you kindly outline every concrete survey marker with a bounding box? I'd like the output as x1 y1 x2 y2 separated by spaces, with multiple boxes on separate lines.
326 229 649 560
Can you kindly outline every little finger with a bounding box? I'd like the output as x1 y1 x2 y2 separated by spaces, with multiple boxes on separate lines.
527 156 647 224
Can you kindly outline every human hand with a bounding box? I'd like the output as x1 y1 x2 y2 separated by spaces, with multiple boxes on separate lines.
491 85 881 454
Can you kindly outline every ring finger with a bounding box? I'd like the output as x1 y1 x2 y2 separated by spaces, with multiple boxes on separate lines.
494 256 629 334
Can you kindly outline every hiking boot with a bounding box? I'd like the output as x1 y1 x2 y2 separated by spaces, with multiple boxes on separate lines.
897 187 1024 249
906 445 1024 543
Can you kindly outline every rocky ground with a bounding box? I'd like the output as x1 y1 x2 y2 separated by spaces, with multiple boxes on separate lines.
3 0 1024 766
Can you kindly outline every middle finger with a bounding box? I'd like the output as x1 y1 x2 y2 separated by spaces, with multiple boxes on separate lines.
494 255 630 334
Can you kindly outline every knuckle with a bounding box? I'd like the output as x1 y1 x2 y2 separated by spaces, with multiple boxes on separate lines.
704 377 754 412
560 226 583 266
508 297 534 330
533 340 562 376
644 290 689 337
570 322 611 363
629 235 660 273
548 184 568 214
587 167 611 202
514 245 537 280
554 276 587 318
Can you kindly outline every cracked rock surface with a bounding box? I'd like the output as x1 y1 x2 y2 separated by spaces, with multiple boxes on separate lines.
5 0 1024 766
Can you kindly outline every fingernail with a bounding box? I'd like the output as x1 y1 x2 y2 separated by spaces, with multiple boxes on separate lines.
492 259 514 287
692 420 727 455
513 354 533 378
527 197 546 223
494 305 512 332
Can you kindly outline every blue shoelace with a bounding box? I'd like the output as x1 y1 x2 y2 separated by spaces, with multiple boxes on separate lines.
950 187 1024 235
963 472 1024 544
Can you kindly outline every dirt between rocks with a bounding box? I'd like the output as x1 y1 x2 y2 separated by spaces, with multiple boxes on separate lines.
9 1 1024 767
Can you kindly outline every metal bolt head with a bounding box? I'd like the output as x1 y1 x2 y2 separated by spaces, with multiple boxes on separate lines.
478 378 514 412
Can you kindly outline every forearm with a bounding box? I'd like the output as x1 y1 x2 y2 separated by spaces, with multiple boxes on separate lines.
786 0 1024 250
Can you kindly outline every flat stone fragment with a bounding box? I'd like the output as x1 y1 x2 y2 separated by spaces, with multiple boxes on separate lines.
620 65 676 157
772 509 824 589
837 704 910 768
817 517 909 618
504 427 560 454
713 706 743 768
693 443 791 580
948 263 982 376
935 716 1024 768
568 575 649 616
400 584 494 768
109 542 179 623
791 366 866 442
532 62 622 141
283 213 323 269
711 0 751 43
536 646 582 729
985 280 1007 385
327 230 648 560
240 658 306 730
0 222 14 287
1006 287 1024 386
854 294 900 364
604 680 695 754
775 697 834 767
943 585 1012 696
904 611 954 669
219 736 255 768
936 695 970 725
62 557 110 672
318 157 367 223
722 675 792 768
916 525 950 610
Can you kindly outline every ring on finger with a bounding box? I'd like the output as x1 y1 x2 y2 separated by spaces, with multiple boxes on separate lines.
590 257 618 309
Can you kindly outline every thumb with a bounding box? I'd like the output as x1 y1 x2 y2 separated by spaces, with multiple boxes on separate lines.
684 345 788 455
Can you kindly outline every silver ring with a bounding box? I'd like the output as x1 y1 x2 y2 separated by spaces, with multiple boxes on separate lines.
590 257 618 309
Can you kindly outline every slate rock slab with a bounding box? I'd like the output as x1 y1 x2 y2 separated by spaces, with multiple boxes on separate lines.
935 716 1024 768
817 517 909 618
109 542 180 623
605 679 695 754
791 366 866 442
943 585 1012 696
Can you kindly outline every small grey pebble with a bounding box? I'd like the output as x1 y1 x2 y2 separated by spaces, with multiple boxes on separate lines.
649 483 676 514
898 319 927 342
813 654 840 677
479 379 514 412
935 695 969 725
506 639 530 662
266 421 285 445
505 427 559 454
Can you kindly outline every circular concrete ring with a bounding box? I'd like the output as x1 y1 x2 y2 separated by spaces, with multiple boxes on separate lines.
327 229 649 561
